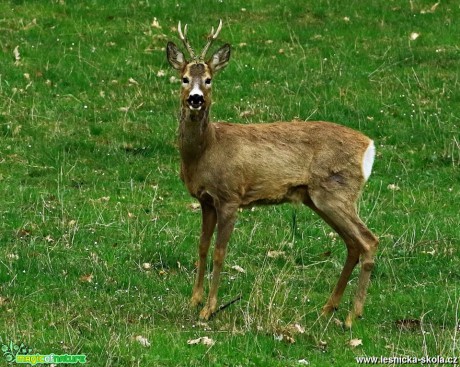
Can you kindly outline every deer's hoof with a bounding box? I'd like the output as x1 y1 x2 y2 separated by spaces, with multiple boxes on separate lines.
190 295 203 308
321 303 338 316
199 305 215 320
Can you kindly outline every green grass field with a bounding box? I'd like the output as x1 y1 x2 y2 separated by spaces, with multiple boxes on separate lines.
1 1 459 366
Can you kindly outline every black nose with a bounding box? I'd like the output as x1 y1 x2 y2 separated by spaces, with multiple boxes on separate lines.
187 94 204 107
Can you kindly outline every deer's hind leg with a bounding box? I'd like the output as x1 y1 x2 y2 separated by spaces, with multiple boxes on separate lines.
305 188 379 327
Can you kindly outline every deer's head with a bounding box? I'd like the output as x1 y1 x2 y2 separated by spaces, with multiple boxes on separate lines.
167 20 230 112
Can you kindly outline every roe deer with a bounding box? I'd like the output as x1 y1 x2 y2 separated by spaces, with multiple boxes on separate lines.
166 20 378 327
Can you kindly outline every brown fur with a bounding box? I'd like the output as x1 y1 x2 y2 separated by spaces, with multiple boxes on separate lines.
182 121 370 206
167 33 378 327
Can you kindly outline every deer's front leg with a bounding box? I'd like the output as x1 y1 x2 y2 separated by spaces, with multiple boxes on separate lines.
199 204 237 320
191 202 217 307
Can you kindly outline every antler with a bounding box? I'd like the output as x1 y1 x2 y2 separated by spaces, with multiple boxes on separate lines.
199 19 223 61
177 21 196 60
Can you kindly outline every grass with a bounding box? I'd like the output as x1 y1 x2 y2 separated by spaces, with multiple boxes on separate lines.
0 0 459 366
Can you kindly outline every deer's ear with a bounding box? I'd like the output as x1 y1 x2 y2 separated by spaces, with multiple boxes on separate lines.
167 42 187 71
207 44 231 73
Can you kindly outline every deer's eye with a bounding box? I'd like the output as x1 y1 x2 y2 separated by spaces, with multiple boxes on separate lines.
182 77 190 84
205 78 212 85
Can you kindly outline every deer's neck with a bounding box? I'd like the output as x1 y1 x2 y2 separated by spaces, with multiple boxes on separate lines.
179 106 214 163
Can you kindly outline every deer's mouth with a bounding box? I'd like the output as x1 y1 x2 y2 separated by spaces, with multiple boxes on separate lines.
188 103 203 110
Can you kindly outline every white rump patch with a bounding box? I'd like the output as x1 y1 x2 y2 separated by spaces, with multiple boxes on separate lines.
362 140 375 181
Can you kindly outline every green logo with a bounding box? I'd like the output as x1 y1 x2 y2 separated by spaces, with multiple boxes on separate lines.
1 341 86 365
1 342 32 363
15 354 87 365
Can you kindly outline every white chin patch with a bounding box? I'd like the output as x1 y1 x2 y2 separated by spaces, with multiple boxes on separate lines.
189 105 202 111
